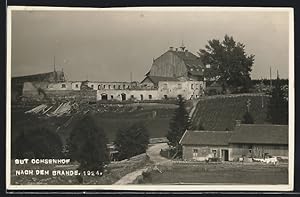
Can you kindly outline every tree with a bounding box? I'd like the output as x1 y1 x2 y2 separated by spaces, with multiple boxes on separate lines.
267 76 288 125
114 122 149 160
199 35 254 92
12 127 63 159
242 111 254 124
166 95 191 158
68 115 109 171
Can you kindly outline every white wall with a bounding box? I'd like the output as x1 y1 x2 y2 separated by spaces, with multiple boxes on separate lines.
97 89 158 101
158 81 205 99
87 81 132 90
46 82 73 90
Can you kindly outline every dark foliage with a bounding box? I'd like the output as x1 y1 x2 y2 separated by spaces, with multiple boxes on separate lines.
114 122 149 160
12 127 63 159
267 76 288 125
199 35 254 92
166 95 191 158
242 111 254 124
68 115 110 171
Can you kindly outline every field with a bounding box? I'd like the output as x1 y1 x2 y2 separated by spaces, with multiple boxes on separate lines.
191 94 270 131
142 162 288 185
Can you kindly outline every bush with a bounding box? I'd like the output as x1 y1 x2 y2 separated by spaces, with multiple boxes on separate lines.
68 115 110 171
114 122 149 160
12 127 63 159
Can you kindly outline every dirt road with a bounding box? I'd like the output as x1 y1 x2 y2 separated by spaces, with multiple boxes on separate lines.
147 143 172 165
113 143 171 184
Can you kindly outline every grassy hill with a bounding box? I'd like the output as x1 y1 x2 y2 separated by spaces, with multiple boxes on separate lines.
191 94 270 131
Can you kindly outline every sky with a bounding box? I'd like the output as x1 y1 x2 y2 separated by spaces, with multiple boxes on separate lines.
10 8 291 82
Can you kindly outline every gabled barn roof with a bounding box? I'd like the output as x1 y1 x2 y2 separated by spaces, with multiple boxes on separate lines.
229 124 288 145
179 130 232 146
170 50 204 74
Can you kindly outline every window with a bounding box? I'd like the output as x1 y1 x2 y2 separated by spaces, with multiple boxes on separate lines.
61 84 66 88
131 95 134 99
212 150 217 157
164 95 168 99
248 145 253 154
118 85 121 89
148 95 152 99
98 85 101 90
193 149 198 158
103 85 106 89
108 85 111 89
113 85 116 89
140 94 144 101
123 85 126 89
75 84 79 88
191 84 194 89
91 84 94 89
111 95 114 99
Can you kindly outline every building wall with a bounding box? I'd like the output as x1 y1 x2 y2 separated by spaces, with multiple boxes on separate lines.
87 81 134 90
71 82 82 91
140 78 156 89
22 81 96 102
149 51 187 78
44 90 97 102
183 145 232 161
96 89 158 101
46 82 73 90
22 82 49 98
158 80 205 100
230 144 288 159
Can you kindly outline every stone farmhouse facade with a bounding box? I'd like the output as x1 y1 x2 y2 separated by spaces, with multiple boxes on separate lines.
15 46 207 102
180 124 288 162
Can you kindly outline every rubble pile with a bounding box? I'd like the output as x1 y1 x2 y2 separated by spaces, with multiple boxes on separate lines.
23 101 162 118
25 101 79 117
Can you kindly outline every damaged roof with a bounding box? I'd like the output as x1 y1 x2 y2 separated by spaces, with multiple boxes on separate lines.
179 130 232 146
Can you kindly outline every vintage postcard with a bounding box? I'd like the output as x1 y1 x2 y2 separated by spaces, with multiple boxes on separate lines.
6 6 294 191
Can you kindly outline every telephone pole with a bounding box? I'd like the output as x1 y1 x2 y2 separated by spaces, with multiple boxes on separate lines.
270 67 272 87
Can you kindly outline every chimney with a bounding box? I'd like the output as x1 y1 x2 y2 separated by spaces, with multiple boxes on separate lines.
235 120 241 127
169 46 174 51
185 49 189 56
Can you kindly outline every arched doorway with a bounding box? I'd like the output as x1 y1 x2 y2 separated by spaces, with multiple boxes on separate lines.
121 93 126 101
101 93 108 100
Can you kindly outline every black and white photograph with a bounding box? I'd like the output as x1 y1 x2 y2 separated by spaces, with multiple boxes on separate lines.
6 6 294 191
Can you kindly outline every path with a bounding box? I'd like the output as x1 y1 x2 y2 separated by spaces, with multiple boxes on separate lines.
113 143 171 185
147 143 172 166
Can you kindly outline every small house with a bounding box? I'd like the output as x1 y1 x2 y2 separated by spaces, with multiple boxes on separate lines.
179 124 288 162
179 130 233 161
